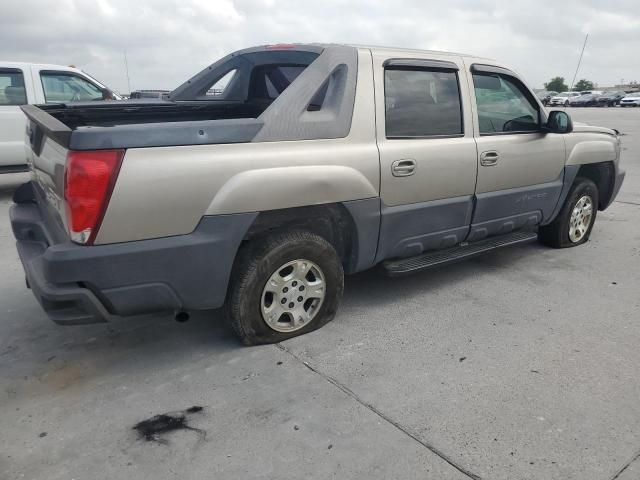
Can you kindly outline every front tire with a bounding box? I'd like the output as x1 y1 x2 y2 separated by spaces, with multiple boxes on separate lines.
539 178 598 248
226 230 344 345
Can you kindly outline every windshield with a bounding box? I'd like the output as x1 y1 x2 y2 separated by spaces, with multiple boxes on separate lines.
627 92 640 98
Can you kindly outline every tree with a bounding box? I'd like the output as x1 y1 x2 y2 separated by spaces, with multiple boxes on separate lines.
573 79 595 91
544 77 568 93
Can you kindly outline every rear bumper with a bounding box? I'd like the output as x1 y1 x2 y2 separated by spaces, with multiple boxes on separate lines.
11 187 256 325
15 238 114 325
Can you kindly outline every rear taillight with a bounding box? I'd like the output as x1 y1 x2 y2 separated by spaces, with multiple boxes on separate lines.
64 149 124 244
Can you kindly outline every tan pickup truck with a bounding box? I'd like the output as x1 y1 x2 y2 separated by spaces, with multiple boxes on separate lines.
12 43 625 344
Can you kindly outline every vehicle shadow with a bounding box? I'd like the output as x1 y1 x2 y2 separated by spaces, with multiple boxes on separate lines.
2 237 547 396
343 241 546 309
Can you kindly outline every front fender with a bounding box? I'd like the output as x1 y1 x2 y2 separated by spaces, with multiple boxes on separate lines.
206 165 378 215
566 140 617 166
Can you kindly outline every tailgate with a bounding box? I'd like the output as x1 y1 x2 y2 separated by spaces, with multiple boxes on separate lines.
21 104 72 240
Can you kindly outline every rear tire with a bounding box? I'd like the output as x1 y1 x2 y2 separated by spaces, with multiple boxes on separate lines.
226 230 344 345
539 178 598 248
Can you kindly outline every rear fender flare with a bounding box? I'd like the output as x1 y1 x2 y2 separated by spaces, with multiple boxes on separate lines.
205 166 378 215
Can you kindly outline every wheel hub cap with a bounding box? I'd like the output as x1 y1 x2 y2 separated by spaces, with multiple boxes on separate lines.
569 195 593 243
261 259 326 332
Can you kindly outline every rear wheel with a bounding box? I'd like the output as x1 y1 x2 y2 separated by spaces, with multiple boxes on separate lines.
226 230 344 345
539 178 598 248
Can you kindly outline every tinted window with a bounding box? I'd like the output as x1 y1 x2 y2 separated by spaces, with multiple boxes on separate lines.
384 68 463 137
250 65 307 100
41 72 103 102
472 73 539 134
0 69 27 106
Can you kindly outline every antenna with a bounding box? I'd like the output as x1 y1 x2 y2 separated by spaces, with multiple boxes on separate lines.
569 33 588 92
123 51 132 94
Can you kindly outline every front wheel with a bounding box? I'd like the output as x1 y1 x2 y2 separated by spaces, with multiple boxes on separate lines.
539 178 598 248
226 230 344 345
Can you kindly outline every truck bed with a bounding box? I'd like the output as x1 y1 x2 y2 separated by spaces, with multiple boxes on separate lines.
22 101 266 151
37 100 268 128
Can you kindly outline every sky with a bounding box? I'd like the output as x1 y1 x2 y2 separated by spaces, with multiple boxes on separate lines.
1 0 638 94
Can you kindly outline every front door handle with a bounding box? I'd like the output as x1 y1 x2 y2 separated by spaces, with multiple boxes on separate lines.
480 151 499 166
392 159 416 177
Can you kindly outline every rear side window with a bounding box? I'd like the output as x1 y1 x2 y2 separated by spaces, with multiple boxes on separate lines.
206 69 237 96
40 72 104 103
472 73 540 134
0 69 27 106
384 68 463 138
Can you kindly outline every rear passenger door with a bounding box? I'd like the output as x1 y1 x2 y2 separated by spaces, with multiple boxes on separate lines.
0 68 29 169
467 64 565 241
374 52 478 260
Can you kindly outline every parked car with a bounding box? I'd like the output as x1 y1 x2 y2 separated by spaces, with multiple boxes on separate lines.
548 91 581 107
0 62 120 173
536 90 557 106
596 91 627 107
12 44 625 345
578 90 603 96
569 94 600 107
620 92 640 107
130 89 170 99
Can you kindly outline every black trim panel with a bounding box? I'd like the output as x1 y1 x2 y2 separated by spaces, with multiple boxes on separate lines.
0 164 29 174
376 196 474 261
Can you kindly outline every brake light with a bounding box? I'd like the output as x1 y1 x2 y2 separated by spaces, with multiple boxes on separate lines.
265 44 296 50
64 149 124 244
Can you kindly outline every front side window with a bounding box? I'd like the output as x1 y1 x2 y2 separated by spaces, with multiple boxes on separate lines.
472 73 540 134
384 68 463 138
40 72 104 102
0 69 27 106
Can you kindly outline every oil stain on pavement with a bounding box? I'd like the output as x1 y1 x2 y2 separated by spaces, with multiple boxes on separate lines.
133 406 205 444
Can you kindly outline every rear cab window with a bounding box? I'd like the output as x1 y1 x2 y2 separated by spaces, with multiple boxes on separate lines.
472 69 540 134
40 71 104 103
184 52 320 104
384 64 463 138
0 68 27 105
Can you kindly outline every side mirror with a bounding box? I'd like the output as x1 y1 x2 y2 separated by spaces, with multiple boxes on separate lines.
101 88 115 101
544 110 573 134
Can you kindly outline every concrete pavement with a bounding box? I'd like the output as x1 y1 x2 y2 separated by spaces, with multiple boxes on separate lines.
1 108 639 480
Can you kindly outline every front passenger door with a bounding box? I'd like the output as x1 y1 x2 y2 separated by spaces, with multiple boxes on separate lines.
468 64 565 241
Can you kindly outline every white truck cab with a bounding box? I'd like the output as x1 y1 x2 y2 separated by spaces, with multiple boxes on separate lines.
0 62 120 172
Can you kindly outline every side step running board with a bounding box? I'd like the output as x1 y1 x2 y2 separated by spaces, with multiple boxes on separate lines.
382 231 538 276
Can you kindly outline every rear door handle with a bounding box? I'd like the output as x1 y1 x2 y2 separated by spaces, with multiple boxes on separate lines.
480 151 499 166
392 159 416 177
